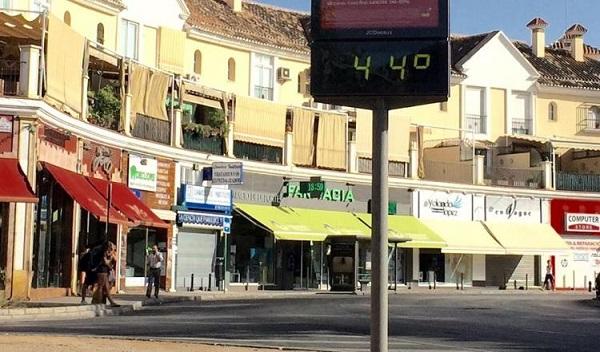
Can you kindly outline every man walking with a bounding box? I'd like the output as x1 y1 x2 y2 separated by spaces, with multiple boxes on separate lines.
146 244 163 299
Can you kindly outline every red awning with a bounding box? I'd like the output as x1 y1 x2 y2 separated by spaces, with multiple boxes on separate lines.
0 158 37 203
88 177 169 229
43 163 129 225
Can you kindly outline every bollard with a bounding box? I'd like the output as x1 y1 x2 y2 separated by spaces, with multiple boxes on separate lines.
563 275 566 289
514 280 517 290
408 281 411 290
584 276 587 292
190 274 195 292
245 265 250 291
200 277 204 291
433 272 437 290
526 274 528 291
503 273 507 289
184 277 187 291
589 281 593 293
461 273 464 291
208 273 212 292
456 275 459 290
572 270 575 291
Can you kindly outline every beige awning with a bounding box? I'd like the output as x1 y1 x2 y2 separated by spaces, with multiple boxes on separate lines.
291 107 315 166
357 108 410 162
181 82 225 110
234 96 286 148
550 138 600 153
129 63 171 124
317 112 347 170
157 26 185 74
0 11 42 44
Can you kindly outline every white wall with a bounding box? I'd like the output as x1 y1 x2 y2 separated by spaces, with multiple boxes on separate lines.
121 0 186 29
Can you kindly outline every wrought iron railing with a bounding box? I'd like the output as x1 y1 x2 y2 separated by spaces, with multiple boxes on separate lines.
182 131 225 155
557 171 600 192
0 59 20 96
511 118 533 135
464 114 486 134
485 167 543 189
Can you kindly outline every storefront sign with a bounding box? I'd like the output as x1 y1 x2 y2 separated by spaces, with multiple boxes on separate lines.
82 141 121 179
232 190 280 205
486 196 541 223
128 154 157 192
182 184 232 212
418 190 472 220
211 162 244 185
0 116 12 133
41 125 77 152
285 183 354 203
566 213 600 233
177 211 229 229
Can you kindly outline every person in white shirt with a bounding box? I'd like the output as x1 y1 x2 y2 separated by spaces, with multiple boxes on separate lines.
146 244 163 299
543 260 554 291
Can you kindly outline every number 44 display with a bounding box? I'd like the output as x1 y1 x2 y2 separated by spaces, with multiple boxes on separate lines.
353 54 432 80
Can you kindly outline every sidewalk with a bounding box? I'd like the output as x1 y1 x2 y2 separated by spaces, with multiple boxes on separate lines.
1 286 596 322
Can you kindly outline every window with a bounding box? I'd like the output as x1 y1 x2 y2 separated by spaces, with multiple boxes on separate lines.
121 19 139 60
193 50 202 75
548 102 557 121
63 11 71 26
1 0 10 9
588 106 600 129
227 58 236 81
465 87 486 134
297 69 310 95
96 23 105 45
252 53 274 100
512 92 532 135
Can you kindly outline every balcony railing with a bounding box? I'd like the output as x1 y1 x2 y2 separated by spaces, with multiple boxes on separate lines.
465 114 486 134
557 171 600 192
182 131 225 155
485 167 543 189
423 160 474 184
0 59 20 96
511 118 533 135
253 86 274 100
132 114 171 145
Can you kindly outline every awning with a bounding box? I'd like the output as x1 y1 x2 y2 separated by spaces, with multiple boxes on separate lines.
483 222 571 255
44 163 129 225
419 219 506 254
0 158 37 203
293 208 372 238
88 178 169 229
0 11 43 45
357 214 446 247
550 139 600 153
235 203 327 241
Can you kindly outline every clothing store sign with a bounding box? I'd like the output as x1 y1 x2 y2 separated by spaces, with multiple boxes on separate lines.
485 196 541 223
128 154 158 192
182 184 232 212
418 190 472 220
565 213 600 233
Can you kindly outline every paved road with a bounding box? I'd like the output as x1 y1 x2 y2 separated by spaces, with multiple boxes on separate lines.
1 292 599 351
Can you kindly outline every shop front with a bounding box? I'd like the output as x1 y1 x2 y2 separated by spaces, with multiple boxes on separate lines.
174 181 231 291
550 199 600 289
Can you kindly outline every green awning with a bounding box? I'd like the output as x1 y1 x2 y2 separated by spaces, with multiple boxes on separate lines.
357 214 446 247
235 203 327 241
293 208 371 238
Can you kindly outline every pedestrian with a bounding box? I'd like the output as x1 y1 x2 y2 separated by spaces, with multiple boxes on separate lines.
146 244 163 299
595 272 600 300
543 259 554 291
78 246 94 304
93 241 120 307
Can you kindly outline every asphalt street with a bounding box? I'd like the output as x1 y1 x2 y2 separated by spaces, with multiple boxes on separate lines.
1 292 599 351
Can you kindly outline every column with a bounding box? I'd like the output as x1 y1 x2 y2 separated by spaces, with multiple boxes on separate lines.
18 45 41 98
226 121 235 158
348 139 357 173
543 160 553 190
475 154 485 185
409 141 419 179
122 93 133 137
412 248 420 283
70 202 82 295
81 74 89 121
171 109 183 148
472 254 486 287
284 131 293 166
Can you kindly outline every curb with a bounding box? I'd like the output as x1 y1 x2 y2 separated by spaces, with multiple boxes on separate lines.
0 302 143 322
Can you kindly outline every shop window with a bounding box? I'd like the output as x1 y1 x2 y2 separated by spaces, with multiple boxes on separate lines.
548 102 557 121
227 57 236 81
63 11 71 26
96 23 105 45
193 50 202 75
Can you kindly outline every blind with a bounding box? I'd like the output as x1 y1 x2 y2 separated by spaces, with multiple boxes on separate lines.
316 113 347 170
234 95 286 147
292 107 315 166
158 26 186 74
356 109 410 162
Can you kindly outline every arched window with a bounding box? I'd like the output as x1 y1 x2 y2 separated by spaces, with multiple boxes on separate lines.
227 58 236 81
63 11 71 26
548 102 557 121
193 50 202 75
96 23 105 45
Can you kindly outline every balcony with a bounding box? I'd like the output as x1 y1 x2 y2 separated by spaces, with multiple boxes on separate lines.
557 171 600 192
0 59 20 96
131 114 171 145
575 104 600 133
485 167 543 189
183 130 224 155
464 114 486 134
423 160 474 184
511 118 533 135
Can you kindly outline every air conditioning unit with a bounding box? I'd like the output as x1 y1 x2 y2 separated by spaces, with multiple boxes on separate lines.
184 73 200 82
277 67 291 82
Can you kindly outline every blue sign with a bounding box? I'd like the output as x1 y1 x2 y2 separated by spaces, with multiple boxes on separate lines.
177 211 231 229
181 184 232 213
223 217 231 234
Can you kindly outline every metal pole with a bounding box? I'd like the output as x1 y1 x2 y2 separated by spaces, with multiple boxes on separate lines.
394 243 398 292
300 241 304 289
104 180 112 241
371 98 389 352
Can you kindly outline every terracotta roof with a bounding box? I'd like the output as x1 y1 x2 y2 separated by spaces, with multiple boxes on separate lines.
184 0 309 55
515 41 600 90
527 17 548 29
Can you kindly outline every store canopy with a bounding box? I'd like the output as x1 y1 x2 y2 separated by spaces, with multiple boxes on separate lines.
357 214 446 247
293 208 372 238
483 222 571 255
88 178 169 229
0 158 37 203
43 163 129 225
0 11 43 45
419 219 506 255
235 203 327 241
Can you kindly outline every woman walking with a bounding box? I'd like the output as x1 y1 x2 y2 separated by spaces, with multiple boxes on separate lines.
93 241 120 307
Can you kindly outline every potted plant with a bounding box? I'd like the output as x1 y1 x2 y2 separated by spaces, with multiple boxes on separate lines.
88 85 121 130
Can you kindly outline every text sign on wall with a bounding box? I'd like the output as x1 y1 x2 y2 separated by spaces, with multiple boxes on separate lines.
485 196 541 223
418 190 472 220
128 154 158 192
211 162 243 185
182 184 232 212
566 213 600 233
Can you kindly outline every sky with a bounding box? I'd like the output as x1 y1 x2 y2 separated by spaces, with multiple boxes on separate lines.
256 0 600 47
